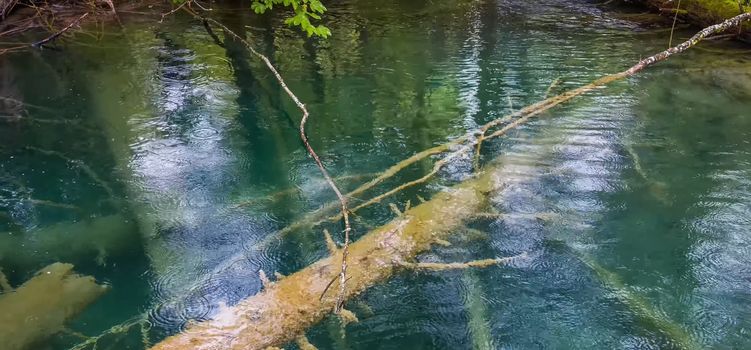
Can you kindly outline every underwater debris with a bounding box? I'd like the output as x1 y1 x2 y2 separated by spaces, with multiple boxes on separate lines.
462 270 495 350
259 269 272 289
0 214 137 269
388 203 402 216
0 262 108 350
295 335 318 350
575 252 702 350
338 308 359 326
400 253 524 271
68 314 150 350
0 267 11 292
323 229 339 255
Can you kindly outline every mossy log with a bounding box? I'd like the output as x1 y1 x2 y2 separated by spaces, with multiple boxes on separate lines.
151 162 502 350
0 263 109 350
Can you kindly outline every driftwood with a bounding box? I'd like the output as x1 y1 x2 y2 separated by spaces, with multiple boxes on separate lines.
0 263 108 350
151 152 501 350
147 12 751 350
30 12 89 49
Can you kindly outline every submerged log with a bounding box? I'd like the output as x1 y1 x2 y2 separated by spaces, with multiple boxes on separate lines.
0 262 109 350
0 214 139 268
151 162 501 350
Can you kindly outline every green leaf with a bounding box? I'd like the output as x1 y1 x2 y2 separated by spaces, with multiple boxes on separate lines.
250 0 330 38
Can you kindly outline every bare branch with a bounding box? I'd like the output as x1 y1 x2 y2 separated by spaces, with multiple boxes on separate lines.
400 253 526 271
160 2 188 23
199 14 354 314
31 12 89 49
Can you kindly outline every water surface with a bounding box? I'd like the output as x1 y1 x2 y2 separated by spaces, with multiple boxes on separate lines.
1 0 750 349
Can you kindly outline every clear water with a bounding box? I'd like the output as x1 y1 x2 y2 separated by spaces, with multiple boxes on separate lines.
1 0 751 349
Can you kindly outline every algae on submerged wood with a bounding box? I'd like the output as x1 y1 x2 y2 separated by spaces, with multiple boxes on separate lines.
150 162 499 350
0 215 139 269
0 262 109 350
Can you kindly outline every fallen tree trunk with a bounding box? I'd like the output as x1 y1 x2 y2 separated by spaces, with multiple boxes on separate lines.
150 12 751 350
0 262 109 350
152 156 500 350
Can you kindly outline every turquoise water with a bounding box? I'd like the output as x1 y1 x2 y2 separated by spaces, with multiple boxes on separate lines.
1 0 751 349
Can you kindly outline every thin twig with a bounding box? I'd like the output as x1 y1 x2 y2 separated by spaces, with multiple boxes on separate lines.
704 33 738 41
191 0 211 12
199 14 353 314
0 44 27 56
472 130 485 171
160 1 188 23
24 198 81 211
297 55 352 315
0 96 55 112
345 145 471 217
25 147 117 200
233 173 375 208
0 0 18 19
668 0 682 47
68 315 148 350
627 12 751 74
474 91 519 170
31 12 89 49
544 77 563 98
400 253 526 271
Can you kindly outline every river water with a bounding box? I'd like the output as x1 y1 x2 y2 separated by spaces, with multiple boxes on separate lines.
1 0 750 349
